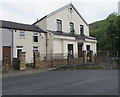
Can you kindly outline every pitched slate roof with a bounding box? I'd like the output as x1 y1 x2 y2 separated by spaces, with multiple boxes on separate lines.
33 3 89 26
0 20 46 33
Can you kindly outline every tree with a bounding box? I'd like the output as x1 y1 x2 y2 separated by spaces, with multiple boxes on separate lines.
117 16 120 57
90 12 119 56
106 13 118 57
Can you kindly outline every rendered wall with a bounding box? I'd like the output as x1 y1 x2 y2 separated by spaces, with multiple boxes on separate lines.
83 39 97 55
13 30 46 63
2 29 13 46
53 36 78 55
47 5 89 36
35 18 47 31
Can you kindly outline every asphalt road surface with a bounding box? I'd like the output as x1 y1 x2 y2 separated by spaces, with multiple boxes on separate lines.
2 70 118 95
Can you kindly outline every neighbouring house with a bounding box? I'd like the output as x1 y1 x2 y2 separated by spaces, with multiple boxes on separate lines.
0 20 46 66
34 3 97 58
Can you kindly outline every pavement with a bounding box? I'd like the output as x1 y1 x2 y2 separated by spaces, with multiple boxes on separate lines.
2 67 49 78
2 70 118 95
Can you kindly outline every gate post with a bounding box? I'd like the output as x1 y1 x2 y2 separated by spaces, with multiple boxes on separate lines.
83 50 87 63
2 56 9 72
106 51 110 57
19 52 26 71
34 52 40 68
90 50 94 62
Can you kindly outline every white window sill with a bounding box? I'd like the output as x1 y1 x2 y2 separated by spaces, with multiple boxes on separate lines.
19 36 26 39
33 42 39 44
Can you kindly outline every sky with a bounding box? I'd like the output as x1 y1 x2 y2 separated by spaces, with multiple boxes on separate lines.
0 0 119 24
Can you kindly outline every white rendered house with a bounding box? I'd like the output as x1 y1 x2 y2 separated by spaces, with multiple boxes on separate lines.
34 3 97 57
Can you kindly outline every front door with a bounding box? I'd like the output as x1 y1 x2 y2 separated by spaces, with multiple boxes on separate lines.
68 44 74 57
78 43 83 57
2 46 11 65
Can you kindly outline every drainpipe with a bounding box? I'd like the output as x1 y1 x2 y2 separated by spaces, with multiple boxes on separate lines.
45 33 48 60
9 29 14 66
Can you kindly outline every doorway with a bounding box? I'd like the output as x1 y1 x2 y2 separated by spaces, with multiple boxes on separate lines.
68 44 74 57
2 46 11 65
78 43 83 57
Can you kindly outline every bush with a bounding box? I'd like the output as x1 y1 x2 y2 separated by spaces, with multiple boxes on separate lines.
51 65 105 71
117 59 120 64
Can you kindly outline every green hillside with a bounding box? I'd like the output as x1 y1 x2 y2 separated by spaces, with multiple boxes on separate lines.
89 19 108 53
89 13 119 55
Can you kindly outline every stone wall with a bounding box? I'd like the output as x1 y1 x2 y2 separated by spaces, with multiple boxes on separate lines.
34 51 86 68
31 51 112 69
2 56 9 72
37 57 83 68
19 52 26 70
68 57 83 66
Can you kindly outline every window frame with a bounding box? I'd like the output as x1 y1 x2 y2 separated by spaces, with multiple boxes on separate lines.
19 31 25 37
80 25 84 35
56 19 62 32
70 22 74 33
33 33 39 43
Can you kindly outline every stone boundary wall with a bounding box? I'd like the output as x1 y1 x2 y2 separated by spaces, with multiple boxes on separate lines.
35 57 83 68
32 51 111 69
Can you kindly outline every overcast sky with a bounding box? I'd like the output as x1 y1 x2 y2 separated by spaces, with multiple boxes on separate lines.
0 0 119 24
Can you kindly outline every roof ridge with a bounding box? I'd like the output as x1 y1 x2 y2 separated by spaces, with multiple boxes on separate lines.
0 20 32 26
0 20 46 33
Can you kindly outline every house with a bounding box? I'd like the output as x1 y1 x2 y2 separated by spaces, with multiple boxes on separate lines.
34 3 97 58
0 20 46 65
0 3 97 67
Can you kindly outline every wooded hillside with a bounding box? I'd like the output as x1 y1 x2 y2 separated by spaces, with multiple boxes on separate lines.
89 13 120 57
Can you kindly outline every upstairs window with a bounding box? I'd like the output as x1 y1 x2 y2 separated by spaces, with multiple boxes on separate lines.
70 22 74 33
80 25 84 35
56 19 62 32
19 32 25 37
33 33 38 42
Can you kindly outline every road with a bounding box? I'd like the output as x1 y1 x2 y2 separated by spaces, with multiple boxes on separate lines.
2 70 118 95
